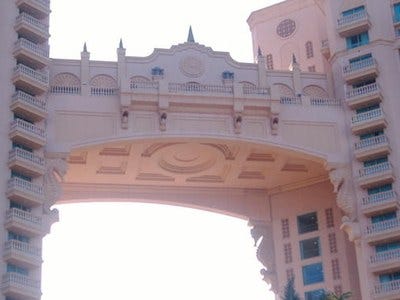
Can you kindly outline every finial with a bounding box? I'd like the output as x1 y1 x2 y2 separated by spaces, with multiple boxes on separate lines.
119 38 123 49
258 46 262 57
83 42 87 53
292 53 297 64
187 26 195 43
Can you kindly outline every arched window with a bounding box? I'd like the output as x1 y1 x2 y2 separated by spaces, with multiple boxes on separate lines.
305 41 314 59
266 54 274 70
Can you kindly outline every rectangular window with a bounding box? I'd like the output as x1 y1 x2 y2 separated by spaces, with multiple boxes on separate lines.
300 237 320 260
346 32 369 49
363 156 388 168
305 289 325 300
352 78 375 89
325 208 334 228
367 183 392 195
10 201 30 212
371 211 397 224
394 3 400 23
342 6 365 17
302 263 324 285
379 271 400 283
7 263 29 276
298 212 318 234
360 130 383 140
8 231 30 243
12 142 33 153
376 241 400 253
11 170 32 182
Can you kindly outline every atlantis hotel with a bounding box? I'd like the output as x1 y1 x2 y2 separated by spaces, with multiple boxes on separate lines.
1 0 400 299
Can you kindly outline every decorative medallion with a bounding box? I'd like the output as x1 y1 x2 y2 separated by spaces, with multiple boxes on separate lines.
179 56 205 78
276 19 296 38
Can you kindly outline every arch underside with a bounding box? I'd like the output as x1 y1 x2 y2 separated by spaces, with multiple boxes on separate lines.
59 137 331 219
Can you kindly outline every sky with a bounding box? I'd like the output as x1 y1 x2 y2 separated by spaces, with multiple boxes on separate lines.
42 1 285 300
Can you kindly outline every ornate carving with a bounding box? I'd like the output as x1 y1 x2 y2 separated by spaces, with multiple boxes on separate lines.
43 158 68 220
179 56 205 78
90 74 118 88
51 72 80 87
249 220 278 293
121 110 129 129
340 216 361 242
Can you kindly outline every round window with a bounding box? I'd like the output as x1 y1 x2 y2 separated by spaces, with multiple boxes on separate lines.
276 19 296 38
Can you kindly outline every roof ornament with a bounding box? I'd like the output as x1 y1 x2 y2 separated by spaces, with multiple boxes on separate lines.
258 46 263 57
119 38 123 49
83 42 88 53
292 53 297 64
187 26 195 43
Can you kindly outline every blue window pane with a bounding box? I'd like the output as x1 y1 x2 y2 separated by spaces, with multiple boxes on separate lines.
363 156 388 168
394 3 400 23
342 6 364 17
302 263 324 285
346 32 369 49
360 130 383 141
7 263 29 276
8 231 30 243
11 170 32 182
379 271 400 283
300 237 320 260
376 241 400 253
367 183 392 195
355 103 379 114
297 212 318 234
305 289 325 300
371 211 397 224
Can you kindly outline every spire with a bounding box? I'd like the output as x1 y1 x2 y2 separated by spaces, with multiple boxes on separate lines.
187 26 195 43
83 42 87 53
257 46 262 57
292 53 297 64
119 38 123 49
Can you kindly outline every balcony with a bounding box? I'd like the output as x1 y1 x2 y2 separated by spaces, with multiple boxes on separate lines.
351 108 387 135
16 0 50 19
354 135 390 161
14 38 50 69
168 82 233 95
346 82 382 109
373 279 400 300
10 90 47 122
12 64 49 95
1 272 41 300
9 119 46 149
4 240 42 268
358 162 395 188
15 12 49 44
8 148 45 177
4 208 42 237
337 10 370 37
370 248 400 273
6 177 45 207
343 57 378 85
365 217 400 244
362 190 399 216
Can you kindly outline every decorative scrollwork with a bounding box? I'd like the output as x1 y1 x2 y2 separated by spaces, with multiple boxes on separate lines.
44 158 68 215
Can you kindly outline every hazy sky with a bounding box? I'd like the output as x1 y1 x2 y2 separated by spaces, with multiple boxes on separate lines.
42 1 285 300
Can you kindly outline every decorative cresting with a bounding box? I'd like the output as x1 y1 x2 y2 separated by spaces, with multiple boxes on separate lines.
249 219 278 293
50 72 80 94
329 167 361 242
43 158 68 225
90 74 118 96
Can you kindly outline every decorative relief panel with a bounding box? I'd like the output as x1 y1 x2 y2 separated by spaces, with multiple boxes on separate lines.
179 56 205 78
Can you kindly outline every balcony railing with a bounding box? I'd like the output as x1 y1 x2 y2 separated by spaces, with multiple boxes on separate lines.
365 217 400 235
10 119 45 139
12 90 46 111
242 86 269 95
14 64 49 85
7 177 44 198
351 108 383 125
370 248 400 265
343 57 376 75
359 161 391 178
310 97 341 106
355 135 388 151
168 82 233 94
346 82 379 99
362 190 396 207
50 86 80 94
2 272 41 294
16 12 48 33
4 240 41 258
9 147 45 168
6 208 42 228
337 10 368 27
90 87 118 96
280 96 302 105
374 279 400 296
15 38 49 58
130 81 159 90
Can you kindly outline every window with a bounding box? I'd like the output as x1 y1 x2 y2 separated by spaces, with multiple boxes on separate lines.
352 78 375 89
284 243 293 263
356 103 379 114
8 231 30 243
332 258 341 280
371 211 396 224
346 32 369 49
281 218 290 238
342 6 365 16
394 3 400 23
302 263 324 285
151 67 164 76
300 237 320 260
325 208 334 228
298 212 318 234
363 156 387 168
376 241 400 253
12 142 32 152
308 66 316 72
7 264 28 276
10 201 30 212
222 71 234 80
11 170 32 182
266 54 274 70
379 271 400 283
360 130 383 140
305 41 314 58
367 183 392 195
328 233 338 253
305 289 325 300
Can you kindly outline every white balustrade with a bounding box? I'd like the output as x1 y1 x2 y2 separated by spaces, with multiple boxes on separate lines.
362 190 396 206
280 96 302 105
14 64 49 85
5 240 41 257
242 86 269 95
7 177 44 197
90 87 118 96
343 57 376 75
351 108 383 124
16 12 48 32
359 161 391 177
337 10 368 27
12 90 46 110
168 82 233 94
6 208 42 226
310 98 341 106
10 118 45 138
15 38 49 58
346 82 378 99
130 81 159 90
50 86 80 94
9 148 45 167
365 217 400 235
2 272 40 289
374 279 400 296
355 135 387 150
370 248 400 264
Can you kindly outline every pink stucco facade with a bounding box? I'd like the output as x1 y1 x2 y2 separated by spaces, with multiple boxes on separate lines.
0 0 399 299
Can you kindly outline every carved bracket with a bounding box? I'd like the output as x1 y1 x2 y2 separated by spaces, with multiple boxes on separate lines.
44 158 68 216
